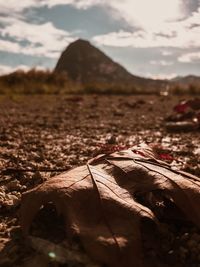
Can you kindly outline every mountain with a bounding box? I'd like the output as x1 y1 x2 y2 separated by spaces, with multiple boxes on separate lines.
171 75 200 86
54 39 166 92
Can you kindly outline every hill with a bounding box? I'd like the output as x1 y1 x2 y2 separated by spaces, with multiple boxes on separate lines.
170 75 200 94
54 39 166 93
171 75 200 86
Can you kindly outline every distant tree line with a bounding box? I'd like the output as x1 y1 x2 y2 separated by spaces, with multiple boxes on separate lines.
0 69 199 95
0 69 76 94
170 83 200 95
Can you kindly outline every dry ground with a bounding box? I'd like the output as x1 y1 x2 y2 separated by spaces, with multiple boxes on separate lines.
0 94 199 267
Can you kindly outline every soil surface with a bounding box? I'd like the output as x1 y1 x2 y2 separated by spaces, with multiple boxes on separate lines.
0 94 200 267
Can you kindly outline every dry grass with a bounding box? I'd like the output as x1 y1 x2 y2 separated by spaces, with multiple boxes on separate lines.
0 69 200 95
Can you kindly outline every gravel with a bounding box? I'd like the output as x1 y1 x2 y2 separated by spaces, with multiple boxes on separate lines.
0 94 199 267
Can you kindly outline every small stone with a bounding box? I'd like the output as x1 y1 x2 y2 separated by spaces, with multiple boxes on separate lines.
179 246 188 254
6 179 21 191
106 135 117 144
179 247 188 262
32 171 43 182
186 239 197 249
5 193 20 208
191 233 200 242
21 185 27 190
0 223 7 232
192 245 199 254
181 232 189 240
0 238 10 251
113 109 124 117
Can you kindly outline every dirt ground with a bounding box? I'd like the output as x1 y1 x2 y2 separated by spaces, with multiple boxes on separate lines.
0 94 200 267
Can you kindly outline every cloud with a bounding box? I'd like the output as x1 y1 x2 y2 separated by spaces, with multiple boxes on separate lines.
178 52 200 62
0 64 48 75
0 0 101 13
0 1 39 13
108 0 183 30
181 0 200 16
0 18 75 58
0 64 39 75
0 39 21 53
0 65 15 75
43 0 102 9
0 0 199 78
1 1 199 52
0 1 77 59
150 60 173 66
45 0 184 29
88 1 200 49
92 6 200 48
0 0 188 21
146 72 177 80
161 50 173 56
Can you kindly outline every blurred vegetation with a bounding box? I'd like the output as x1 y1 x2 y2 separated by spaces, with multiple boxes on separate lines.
0 69 200 95
82 82 157 95
0 69 79 94
170 83 200 95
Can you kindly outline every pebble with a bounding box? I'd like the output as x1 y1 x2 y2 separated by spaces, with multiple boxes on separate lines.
181 232 189 240
2 192 21 208
191 233 200 242
186 239 197 248
0 95 200 267
6 179 21 191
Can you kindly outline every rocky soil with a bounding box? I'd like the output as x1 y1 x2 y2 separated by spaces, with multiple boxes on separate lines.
0 94 200 267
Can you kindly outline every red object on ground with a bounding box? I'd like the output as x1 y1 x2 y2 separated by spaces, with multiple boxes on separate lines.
158 153 174 161
174 101 189 113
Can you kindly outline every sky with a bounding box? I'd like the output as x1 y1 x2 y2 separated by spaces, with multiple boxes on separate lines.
0 0 200 79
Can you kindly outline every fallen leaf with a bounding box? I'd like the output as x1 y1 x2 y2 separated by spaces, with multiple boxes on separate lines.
29 236 98 266
21 145 200 267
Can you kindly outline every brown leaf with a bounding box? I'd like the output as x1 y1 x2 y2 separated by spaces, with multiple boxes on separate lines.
21 145 200 267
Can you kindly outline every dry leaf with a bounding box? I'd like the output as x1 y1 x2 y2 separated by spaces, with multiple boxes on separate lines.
21 145 200 267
